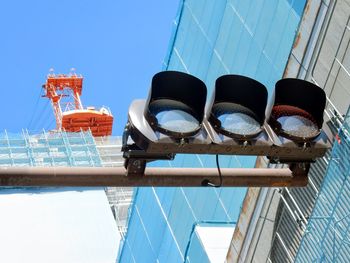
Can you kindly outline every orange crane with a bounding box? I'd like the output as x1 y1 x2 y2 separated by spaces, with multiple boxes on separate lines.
43 70 113 136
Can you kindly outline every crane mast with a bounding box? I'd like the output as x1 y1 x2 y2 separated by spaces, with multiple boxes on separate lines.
43 71 113 136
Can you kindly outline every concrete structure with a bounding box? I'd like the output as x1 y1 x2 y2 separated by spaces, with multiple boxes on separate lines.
226 0 350 262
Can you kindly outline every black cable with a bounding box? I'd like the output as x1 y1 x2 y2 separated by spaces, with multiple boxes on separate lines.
27 87 44 129
44 117 55 131
201 154 222 187
32 100 51 131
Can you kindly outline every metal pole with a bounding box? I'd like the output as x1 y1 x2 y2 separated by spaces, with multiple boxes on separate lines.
0 166 307 187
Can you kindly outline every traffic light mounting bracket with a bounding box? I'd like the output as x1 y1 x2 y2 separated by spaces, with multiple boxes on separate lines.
123 149 174 176
122 129 312 186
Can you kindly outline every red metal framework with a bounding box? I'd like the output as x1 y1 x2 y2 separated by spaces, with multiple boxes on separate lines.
43 71 113 137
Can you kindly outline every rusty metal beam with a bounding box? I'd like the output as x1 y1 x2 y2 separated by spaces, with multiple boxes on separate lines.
0 167 307 187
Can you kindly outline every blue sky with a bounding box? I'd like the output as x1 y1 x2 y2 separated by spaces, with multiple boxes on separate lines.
0 0 179 135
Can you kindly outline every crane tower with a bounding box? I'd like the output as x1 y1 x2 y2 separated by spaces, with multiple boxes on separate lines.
43 70 113 136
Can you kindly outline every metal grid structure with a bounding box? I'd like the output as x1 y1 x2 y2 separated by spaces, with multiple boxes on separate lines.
94 136 133 237
270 0 350 261
266 151 331 262
0 130 133 238
294 108 350 262
224 1 350 262
239 1 350 262
0 130 101 167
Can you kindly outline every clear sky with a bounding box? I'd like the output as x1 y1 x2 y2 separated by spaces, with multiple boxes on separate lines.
0 0 180 135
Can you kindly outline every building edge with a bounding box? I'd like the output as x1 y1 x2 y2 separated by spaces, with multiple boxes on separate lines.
225 0 350 262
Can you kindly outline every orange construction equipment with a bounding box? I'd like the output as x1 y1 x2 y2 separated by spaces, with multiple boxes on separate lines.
43 71 113 136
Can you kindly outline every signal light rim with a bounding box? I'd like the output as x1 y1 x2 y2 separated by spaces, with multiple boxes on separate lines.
208 106 264 140
268 104 321 142
207 74 268 140
144 99 203 139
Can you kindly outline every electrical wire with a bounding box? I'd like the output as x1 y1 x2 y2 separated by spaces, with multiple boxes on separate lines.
44 117 56 131
31 100 51 131
27 87 43 129
201 154 223 187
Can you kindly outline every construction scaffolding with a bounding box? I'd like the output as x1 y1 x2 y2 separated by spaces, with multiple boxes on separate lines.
294 108 350 262
94 136 133 237
0 130 101 167
0 130 133 238
267 1 350 261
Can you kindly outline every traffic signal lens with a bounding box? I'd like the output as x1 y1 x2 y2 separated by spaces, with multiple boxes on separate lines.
143 71 207 138
208 75 268 140
271 105 320 141
149 99 200 134
277 115 319 138
213 102 262 138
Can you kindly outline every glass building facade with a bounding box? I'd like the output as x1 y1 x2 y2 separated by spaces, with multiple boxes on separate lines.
118 0 307 262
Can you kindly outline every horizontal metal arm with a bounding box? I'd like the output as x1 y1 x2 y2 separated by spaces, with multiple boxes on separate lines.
0 166 307 187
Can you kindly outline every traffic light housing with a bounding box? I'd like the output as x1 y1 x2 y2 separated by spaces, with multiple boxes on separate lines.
123 71 329 168
144 71 207 138
124 71 212 157
205 74 273 157
207 74 268 140
268 78 326 141
266 78 328 162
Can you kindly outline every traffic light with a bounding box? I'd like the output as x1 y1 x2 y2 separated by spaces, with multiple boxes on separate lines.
205 74 273 156
144 70 207 139
207 74 268 140
266 78 328 162
123 71 329 167
124 71 212 158
268 78 326 141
